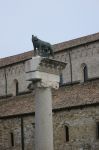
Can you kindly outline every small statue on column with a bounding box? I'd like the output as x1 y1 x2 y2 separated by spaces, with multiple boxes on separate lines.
32 35 54 58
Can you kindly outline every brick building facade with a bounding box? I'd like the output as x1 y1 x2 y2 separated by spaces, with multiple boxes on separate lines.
0 32 99 150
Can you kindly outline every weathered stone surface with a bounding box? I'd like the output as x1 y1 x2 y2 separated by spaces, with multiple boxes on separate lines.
0 105 99 150
53 106 99 150
0 33 99 150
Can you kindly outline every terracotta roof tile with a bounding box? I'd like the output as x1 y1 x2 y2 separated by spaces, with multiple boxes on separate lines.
0 51 33 68
53 32 99 52
0 80 99 117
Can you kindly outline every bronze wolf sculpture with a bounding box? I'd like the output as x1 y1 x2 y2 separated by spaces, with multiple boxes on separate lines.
32 35 54 58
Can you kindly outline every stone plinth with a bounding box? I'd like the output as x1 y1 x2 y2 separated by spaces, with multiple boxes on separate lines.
25 56 66 150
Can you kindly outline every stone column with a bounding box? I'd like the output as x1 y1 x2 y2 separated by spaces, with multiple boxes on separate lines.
35 87 53 150
25 56 66 150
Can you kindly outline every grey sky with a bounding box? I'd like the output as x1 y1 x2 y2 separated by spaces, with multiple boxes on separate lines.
0 0 99 58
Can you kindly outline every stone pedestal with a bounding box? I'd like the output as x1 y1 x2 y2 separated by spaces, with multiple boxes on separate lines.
25 56 66 150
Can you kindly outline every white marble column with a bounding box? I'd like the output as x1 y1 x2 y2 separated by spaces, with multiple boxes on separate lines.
35 87 53 150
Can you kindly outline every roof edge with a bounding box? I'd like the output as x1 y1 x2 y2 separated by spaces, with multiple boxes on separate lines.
0 32 99 67
53 32 99 52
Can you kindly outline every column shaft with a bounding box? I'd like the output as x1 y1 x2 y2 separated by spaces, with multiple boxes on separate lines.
35 87 53 150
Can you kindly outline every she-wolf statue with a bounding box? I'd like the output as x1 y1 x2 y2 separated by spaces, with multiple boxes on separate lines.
32 35 54 58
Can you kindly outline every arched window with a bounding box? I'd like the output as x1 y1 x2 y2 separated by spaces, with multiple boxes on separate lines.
13 79 19 96
65 125 69 142
83 65 88 82
10 132 14 147
81 63 88 82
16 80 19 95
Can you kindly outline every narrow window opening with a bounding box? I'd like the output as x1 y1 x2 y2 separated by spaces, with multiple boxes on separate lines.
10 132 14 147
83 65 88 82
96 122 99 139
65 125 69 142
16 81 19 96
14 79 19 96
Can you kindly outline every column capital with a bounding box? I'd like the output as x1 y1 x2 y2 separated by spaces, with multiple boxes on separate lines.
25 56 67 89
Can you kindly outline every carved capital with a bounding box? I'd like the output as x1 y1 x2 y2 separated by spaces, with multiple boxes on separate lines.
25 56 67 89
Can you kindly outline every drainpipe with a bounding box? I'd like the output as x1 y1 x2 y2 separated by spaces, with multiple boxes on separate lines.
68 50 73 83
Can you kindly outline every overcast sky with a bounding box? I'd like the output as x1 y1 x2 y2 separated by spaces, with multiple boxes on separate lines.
0 0 99 58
